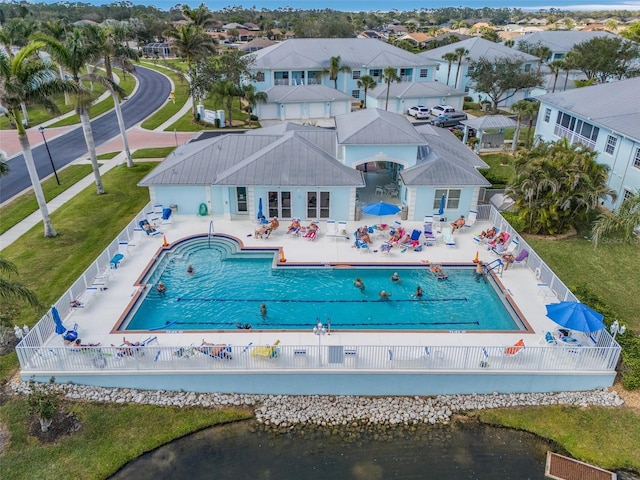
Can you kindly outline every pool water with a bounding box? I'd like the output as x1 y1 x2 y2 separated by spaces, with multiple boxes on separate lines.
123 240 520 332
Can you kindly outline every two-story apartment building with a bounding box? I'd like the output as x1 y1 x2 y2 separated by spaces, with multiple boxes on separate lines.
249 38 438 103
534 77 640 210
419 37 540 106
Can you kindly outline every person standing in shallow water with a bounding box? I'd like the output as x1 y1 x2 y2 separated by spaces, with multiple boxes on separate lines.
260 304 267 317
354 277 365 292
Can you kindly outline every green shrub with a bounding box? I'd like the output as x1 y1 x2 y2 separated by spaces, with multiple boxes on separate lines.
501 212 526 232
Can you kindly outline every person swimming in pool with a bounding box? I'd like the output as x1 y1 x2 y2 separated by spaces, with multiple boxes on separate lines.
390 272 401 283
260 304 267 317
415 285 423 298
354 277 365 292
379 290 392 301
156 282 166 295
187 265 194 275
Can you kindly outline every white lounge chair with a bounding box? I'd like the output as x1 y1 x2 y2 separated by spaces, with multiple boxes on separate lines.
464 210 478 230
442 227 456 248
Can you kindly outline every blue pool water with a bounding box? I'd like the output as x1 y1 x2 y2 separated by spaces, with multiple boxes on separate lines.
123 238 520 332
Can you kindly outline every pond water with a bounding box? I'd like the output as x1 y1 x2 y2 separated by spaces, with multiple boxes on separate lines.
111 420 551 479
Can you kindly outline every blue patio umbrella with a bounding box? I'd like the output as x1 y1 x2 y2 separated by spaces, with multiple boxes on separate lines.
362 201 401 217
51 306 65 335
545 301 605 333
435 194 446 216
257 197 263 219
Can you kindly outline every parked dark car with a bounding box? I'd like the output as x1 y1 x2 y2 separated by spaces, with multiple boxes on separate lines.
432 112 468 128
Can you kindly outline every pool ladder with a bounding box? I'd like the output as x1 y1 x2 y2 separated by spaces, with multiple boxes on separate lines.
208 221 214 248
485 258 504 276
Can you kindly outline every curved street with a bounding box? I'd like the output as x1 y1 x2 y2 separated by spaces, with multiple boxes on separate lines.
0 66 171 203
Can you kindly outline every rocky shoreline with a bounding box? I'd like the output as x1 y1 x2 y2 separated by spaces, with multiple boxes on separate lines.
10 381 624 428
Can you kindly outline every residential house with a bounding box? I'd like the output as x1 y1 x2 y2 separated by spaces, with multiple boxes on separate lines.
240 37 276 53
419 37 539 105
534 77 640 210
254 85 352 120
138 109 489 222
397 32 432 48
365 82 464 115
358 30 387 41
249 38 438 103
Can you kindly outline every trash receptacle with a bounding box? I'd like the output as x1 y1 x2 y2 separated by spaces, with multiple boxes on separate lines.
400 204 408 220
169 204 178 214
355 206 362 221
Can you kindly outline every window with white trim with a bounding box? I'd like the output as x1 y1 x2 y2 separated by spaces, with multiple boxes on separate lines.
352 70 361 79
351 90 360 99
623 189 634 203
255 72 265 82
544 108 551 123
605 135 617 155
634 147 640 169
419 68 428 78
433 189 461 210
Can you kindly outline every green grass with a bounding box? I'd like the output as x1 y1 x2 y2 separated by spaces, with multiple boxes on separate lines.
0 93 76 130
131 147 176 159
525 236 640 330
0 165 94 235
1 163 156 324
0 399 252 480
139 61 190 130
49 74 136 127
471 406 640 472
479 153 515 188
165 96 252 132
96 151 120 160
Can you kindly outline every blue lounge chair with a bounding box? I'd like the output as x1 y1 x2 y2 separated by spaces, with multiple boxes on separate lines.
139 219 161 237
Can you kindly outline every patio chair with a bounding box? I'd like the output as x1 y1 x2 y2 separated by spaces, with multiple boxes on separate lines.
139 219 161 237
161 208 173 226
251 339 281 358
463 210 478 229
538 331 558 346
473 227 499 244
379 242 392 256
198 343 232 360
510 249 529 268
442 227 456 248
401 229 422 248
492 238 518 256
423 216 437 246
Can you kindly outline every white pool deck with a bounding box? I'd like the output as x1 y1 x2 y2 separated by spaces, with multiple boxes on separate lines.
51 214 573 349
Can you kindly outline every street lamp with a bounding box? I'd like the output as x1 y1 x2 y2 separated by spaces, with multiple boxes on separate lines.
38 126 60 185
610 320 626 340
313 320 326 367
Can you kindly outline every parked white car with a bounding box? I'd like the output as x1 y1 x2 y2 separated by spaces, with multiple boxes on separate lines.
407 105 430 119
430 105 455 117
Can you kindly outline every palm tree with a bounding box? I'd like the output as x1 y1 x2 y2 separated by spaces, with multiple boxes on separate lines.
0 256 41 308
548 60 564 93
561 53 577 91
533 44 552 72
382 67 400 111
442 52 457 86
181 4 215 29
242 84 268 127
165 23 217 118
510 100 529 152
592 191 640 248
451 21 467 34
322 55 352 90
84 24 137 167
453 47 469 89
34 29 117 195
41 19 71 105
0 42 77 237
210 79 241 127
357 75 376 108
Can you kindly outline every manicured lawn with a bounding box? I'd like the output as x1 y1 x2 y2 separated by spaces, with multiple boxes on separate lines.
0 399 252 480
131 147 176 159
139 61 190 130
97 151 120 160
472 406 640 472
0 165 94 235
479 153 515 188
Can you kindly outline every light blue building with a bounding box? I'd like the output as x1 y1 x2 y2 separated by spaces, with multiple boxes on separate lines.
139 109 489 222
419 37 540 106
534 77 640 210
249 38 438 103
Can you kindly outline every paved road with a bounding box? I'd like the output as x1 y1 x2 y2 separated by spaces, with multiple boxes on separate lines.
0 66 171 203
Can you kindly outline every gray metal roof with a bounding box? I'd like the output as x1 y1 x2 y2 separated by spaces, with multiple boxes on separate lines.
335 108 426 145
366 81 464 99
261 85 353 103
462 115 517 130
514 31 618 54
419 37 539 64
244 122 327 136
402 125 489 187
537 76 640 141
214 132 363 187
252 38 436 70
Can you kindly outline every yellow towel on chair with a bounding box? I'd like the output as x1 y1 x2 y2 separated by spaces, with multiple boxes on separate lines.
251 340 281 358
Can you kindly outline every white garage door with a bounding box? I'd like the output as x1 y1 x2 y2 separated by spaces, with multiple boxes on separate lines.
309 102 326 118
330 101 350 116
258 104 278 120
284 104 302 120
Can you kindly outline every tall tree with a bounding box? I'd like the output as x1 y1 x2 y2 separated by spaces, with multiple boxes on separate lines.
382 66 400 111
41 19 71 105
322 55 351 90
181 3 215 29
241 84 267 127
568 37 640 82
533 44 552 72
511 99 539 150
0 42 76 237
592 191 640 248
467 56 543 112
453 47 469 89
34 29 116 195
620 22 640 43
506 139 616 235
548 59 564 93
357 74 376 108
442 52 457 86
165 22 216 118
0 256 41 308
83 24 137 167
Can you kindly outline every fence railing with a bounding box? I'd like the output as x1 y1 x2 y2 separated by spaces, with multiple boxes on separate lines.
17 340 620 374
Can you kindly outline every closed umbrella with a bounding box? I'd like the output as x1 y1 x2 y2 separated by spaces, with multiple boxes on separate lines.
435 194 446 216
51 306 65 334
545 301 605 333
257 198 263 219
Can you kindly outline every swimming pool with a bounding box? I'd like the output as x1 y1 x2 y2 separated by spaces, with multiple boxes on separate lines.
121 237 523 332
